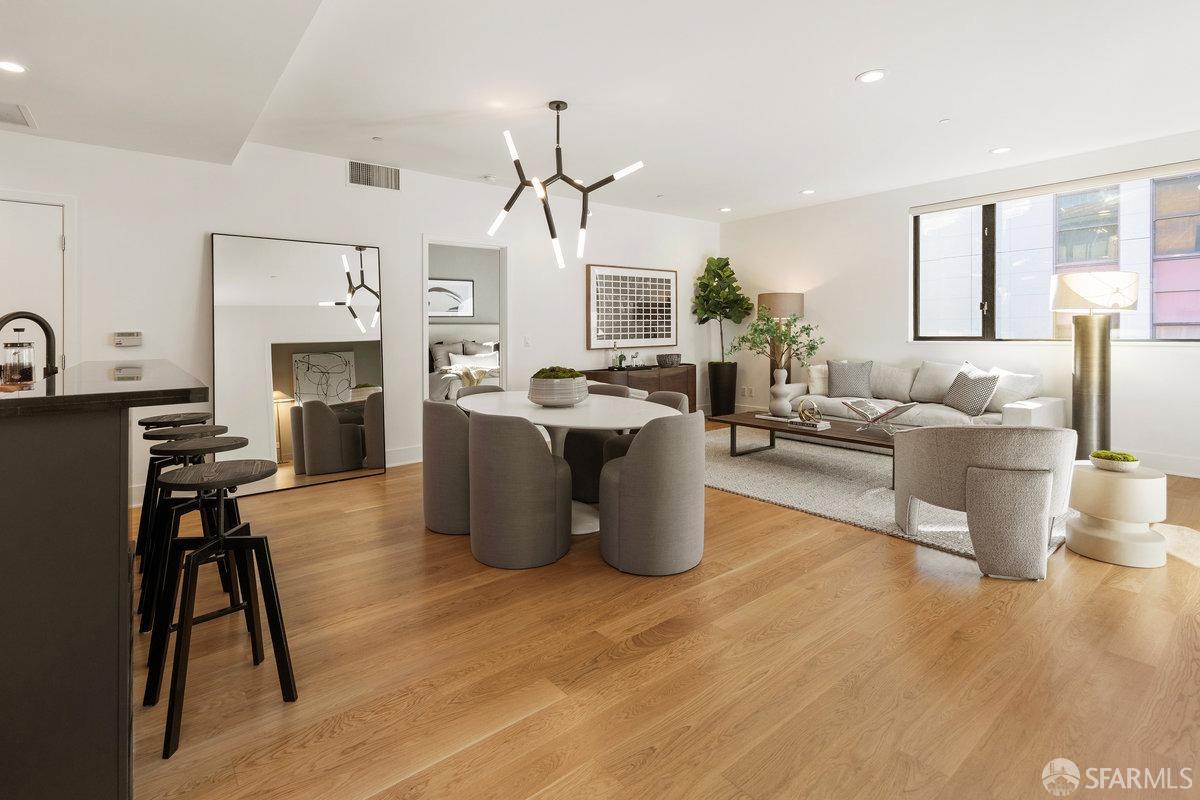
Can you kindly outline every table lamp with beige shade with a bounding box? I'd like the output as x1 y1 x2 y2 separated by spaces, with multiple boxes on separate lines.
756 292 805 381
1051 270 1138 458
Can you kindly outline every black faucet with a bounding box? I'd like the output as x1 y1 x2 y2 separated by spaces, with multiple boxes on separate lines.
0 311 59 378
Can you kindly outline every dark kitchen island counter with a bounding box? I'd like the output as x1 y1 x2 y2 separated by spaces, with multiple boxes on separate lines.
0 360 208 800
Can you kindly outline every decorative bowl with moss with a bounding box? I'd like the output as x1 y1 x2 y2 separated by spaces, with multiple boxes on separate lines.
1090 449 1139 473
528 366 588 407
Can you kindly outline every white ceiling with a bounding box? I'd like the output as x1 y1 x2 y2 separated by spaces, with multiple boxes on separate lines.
4 0 1200 220
0 0 322 162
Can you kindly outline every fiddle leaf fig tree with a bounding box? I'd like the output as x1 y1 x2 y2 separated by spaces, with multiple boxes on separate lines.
692 257 753 361
730 305 825 370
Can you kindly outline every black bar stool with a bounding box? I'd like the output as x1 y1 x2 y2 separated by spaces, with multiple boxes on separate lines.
144 459 297 759
134 413 213 563
137 436 249 633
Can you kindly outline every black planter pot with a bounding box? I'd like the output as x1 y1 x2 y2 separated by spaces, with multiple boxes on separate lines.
708 361 738 416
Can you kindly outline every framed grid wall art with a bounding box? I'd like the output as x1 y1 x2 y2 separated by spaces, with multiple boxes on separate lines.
586 264 678 349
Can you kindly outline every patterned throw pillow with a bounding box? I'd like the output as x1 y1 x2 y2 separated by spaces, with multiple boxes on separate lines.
827 360 873 399
943 365 1000 417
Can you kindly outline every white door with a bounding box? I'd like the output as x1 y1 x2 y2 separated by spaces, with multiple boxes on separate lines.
0 200 65 374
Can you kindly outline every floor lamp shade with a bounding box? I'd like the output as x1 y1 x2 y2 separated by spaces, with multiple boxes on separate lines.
757 292 805 319
1051 271 1139 458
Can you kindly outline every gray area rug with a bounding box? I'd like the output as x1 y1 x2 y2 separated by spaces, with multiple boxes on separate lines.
703 427 1067 562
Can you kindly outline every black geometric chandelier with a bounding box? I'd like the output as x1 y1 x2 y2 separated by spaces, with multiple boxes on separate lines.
317 245 380 333
487 100 643 268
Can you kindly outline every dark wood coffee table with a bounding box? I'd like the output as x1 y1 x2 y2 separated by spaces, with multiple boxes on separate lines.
709 411 899 485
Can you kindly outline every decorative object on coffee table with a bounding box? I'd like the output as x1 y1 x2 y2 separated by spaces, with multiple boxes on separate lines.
1089 449 1140 472
528 366 588 407
1051 271 1139 458
1067 460 1166 568
843 399 916 436
692 257 753 416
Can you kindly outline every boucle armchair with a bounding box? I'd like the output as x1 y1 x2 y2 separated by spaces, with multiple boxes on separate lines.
893 425 1077 580
295 400 364 475
599 411 705 575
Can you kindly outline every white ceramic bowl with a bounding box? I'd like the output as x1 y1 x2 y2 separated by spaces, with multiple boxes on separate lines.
528 376 588 407
1090 455 1139 472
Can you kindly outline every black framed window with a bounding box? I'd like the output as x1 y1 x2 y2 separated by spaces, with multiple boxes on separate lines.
913 169 1200 342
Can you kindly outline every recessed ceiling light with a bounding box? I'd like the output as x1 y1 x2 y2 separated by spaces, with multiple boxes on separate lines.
719 207 732 213
855 69 885 84
990 146 1012 154
800 189 816 195
0 61 27 73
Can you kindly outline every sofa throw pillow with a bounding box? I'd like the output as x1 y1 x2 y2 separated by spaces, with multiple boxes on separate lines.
807 363 829 395
943 364 999 417
870 363 918 403
449 350 499 368
827 360 873 398
463 341 496 355
986 367 1041 413
909 360 962 402
429 341 465 371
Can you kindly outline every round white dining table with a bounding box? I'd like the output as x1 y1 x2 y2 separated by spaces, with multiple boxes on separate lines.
456 390 682 535
456 390 680 456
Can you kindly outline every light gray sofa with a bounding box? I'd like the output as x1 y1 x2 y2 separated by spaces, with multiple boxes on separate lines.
774 359 1065 428
893 426 1077 580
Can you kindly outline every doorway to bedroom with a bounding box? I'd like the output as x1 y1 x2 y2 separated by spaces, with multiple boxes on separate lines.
423 239 506 402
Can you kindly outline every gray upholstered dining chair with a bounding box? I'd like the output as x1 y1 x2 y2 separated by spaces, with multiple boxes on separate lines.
893 425 1077 580
469 411 572 568
599 411 706 575
457 384 504 399
295 400 363 475
602 390 690 463
422 400 470 535
563 383 632 503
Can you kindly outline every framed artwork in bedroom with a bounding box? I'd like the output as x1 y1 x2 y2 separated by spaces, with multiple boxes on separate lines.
586 264 678 349
427 278 475 318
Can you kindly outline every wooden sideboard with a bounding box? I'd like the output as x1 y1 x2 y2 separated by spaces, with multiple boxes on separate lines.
582 364 697 412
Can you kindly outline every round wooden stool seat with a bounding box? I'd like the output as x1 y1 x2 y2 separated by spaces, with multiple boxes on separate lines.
138 412 212 429
158 459 277 491
143 424 229 441
150 436 249 457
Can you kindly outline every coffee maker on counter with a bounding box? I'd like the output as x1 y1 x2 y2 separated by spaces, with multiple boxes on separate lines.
0 311 60 387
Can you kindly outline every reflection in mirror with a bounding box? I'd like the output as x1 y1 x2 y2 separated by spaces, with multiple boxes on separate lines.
213 234 384 494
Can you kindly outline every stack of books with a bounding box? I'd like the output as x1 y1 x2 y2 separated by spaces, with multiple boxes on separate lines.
753 413 831 431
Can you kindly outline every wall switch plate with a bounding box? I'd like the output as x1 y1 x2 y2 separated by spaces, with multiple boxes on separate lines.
523 335 532 348
113 331 143 347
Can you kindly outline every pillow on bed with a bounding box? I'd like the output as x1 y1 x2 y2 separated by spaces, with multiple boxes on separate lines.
463 341 495 355
449 351 499 368
429 341 464 370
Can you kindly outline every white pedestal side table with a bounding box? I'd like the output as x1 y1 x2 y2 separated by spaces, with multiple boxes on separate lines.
1066 462 1167 568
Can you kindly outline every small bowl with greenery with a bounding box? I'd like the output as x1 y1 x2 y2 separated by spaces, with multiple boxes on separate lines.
1090 449 1140 473
528 366 588 407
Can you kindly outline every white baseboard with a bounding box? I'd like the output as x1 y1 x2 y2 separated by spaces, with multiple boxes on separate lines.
387 445 421 467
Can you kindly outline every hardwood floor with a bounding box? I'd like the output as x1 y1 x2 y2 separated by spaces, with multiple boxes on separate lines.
131 460 1200 799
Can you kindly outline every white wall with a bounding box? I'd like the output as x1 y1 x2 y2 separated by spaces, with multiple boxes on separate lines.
721 130 1200 477
0 132 719 493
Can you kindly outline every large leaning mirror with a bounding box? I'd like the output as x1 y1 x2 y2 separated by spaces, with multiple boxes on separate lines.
212 234 384 494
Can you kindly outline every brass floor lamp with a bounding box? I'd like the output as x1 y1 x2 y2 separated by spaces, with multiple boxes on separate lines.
1050 271 1139 459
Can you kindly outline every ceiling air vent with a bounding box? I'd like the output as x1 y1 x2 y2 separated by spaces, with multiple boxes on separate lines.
0 103 36 128
348 161 401 191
